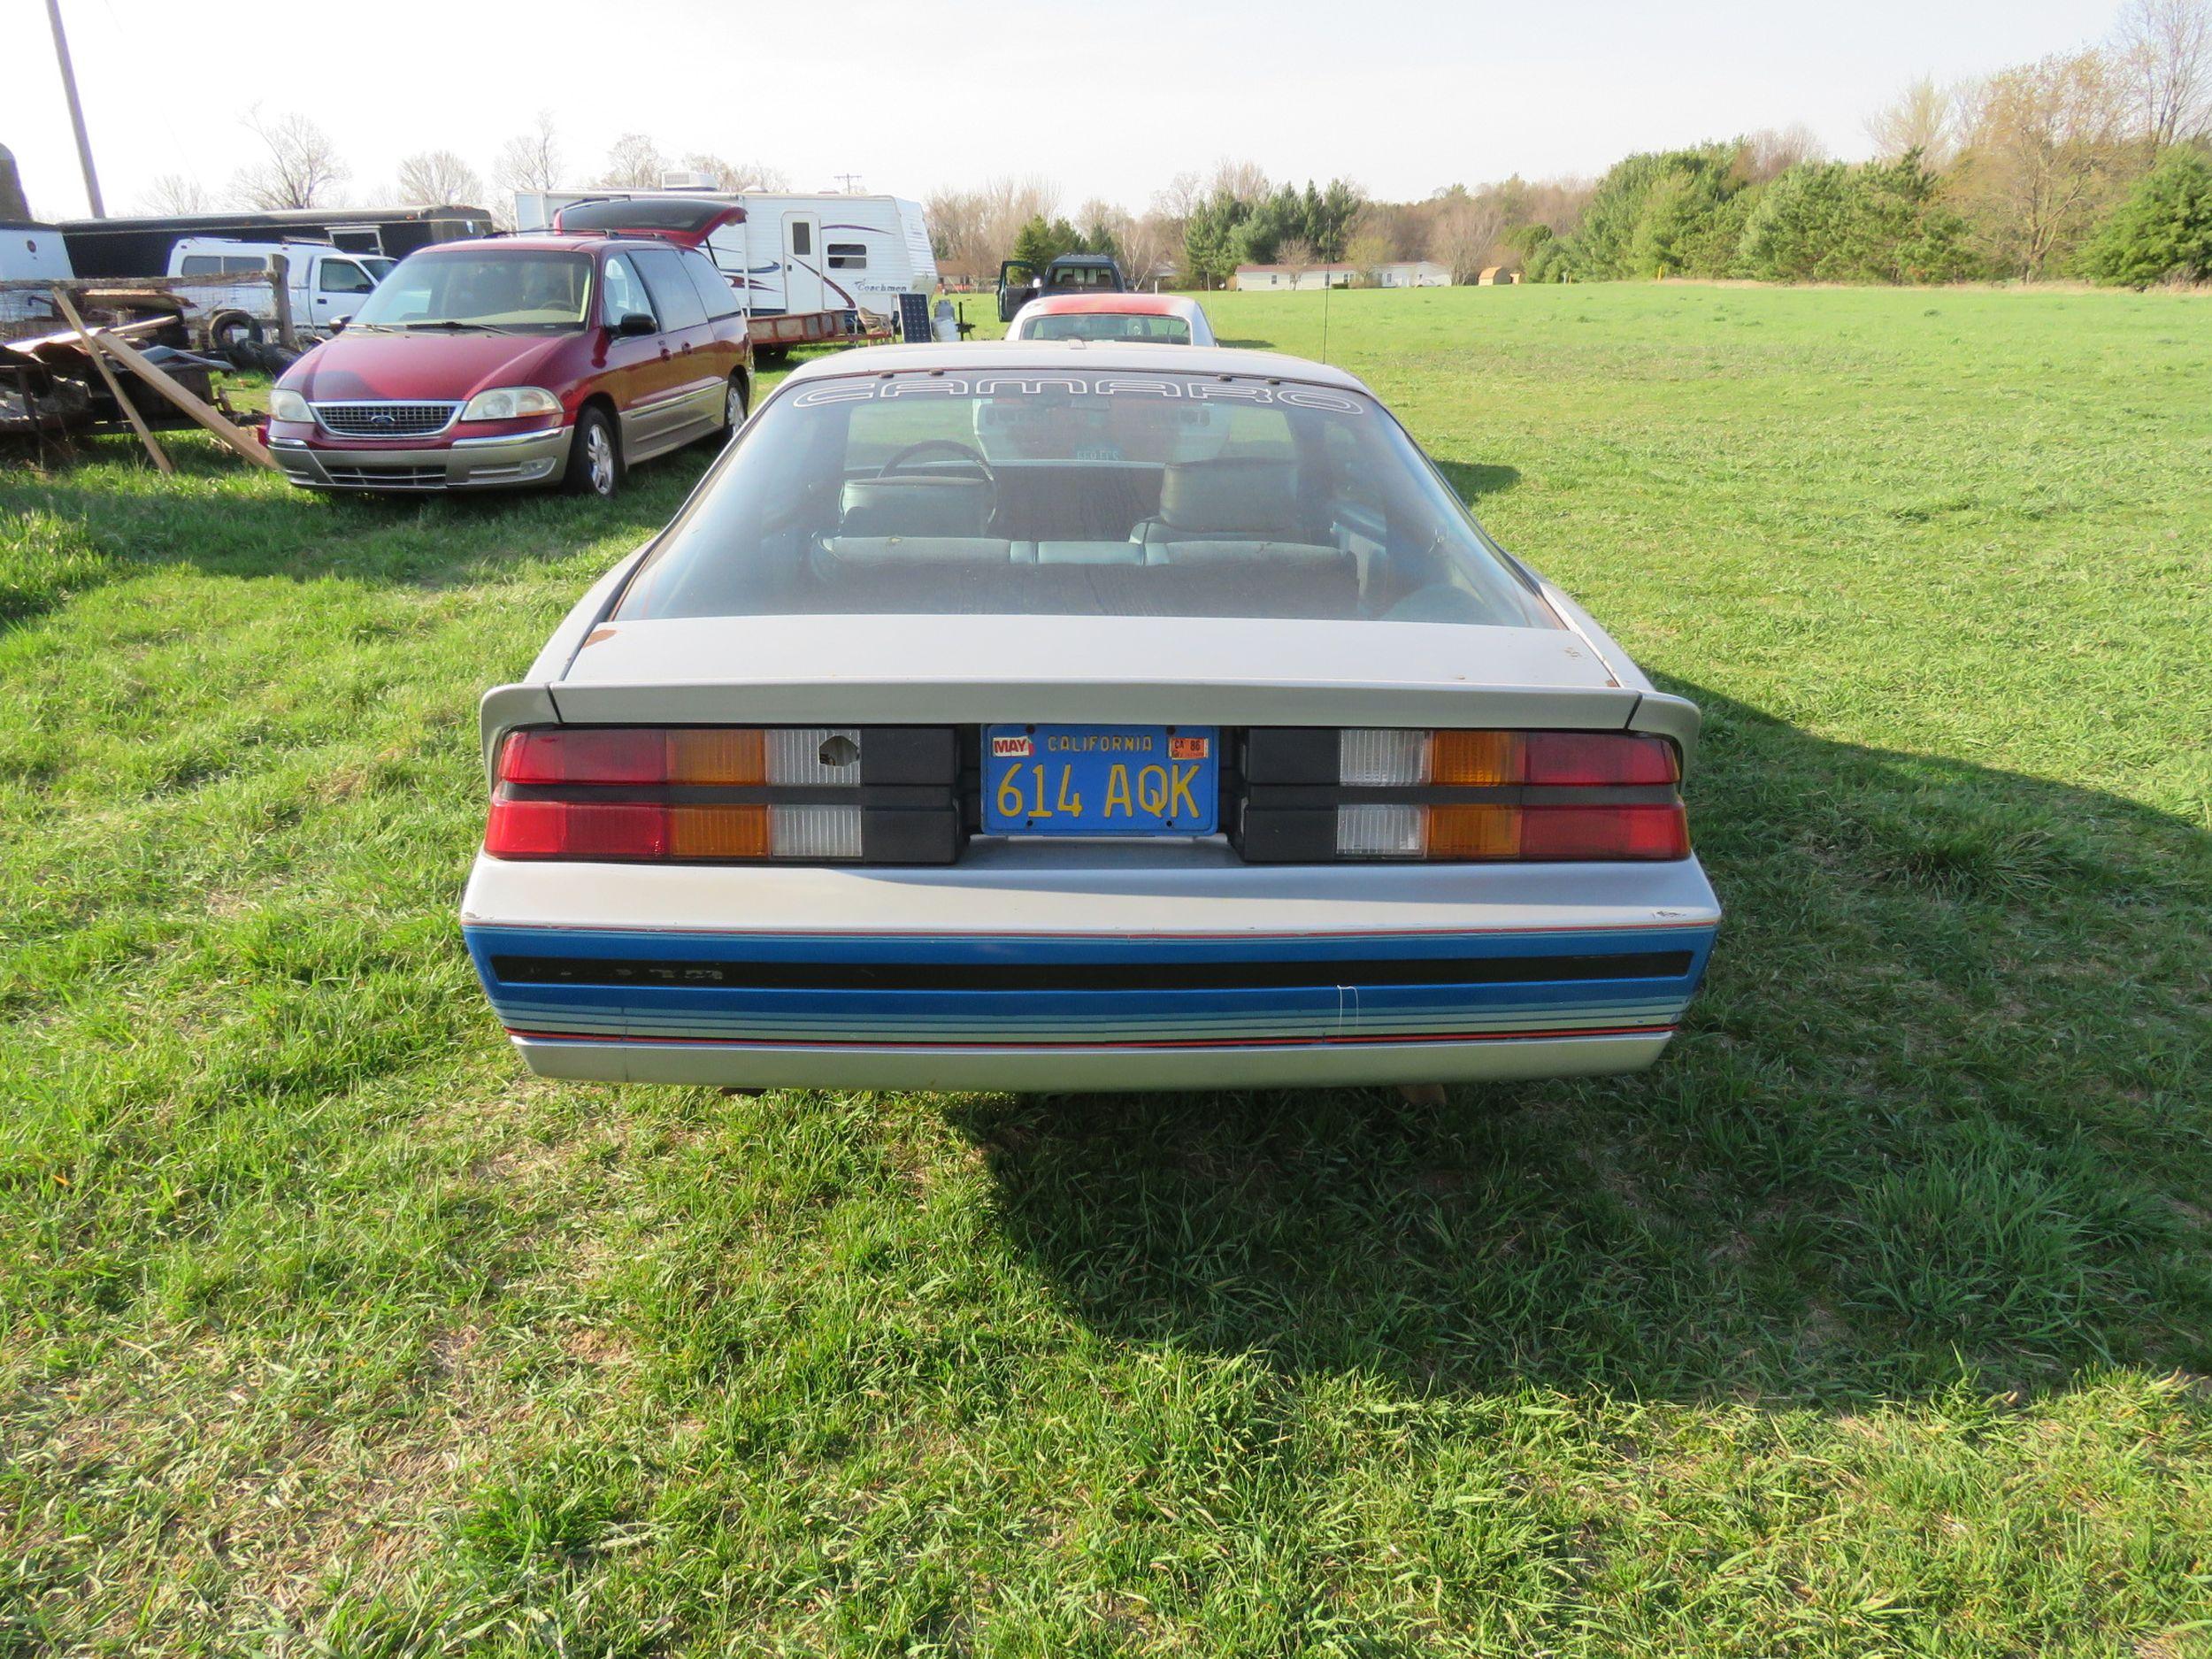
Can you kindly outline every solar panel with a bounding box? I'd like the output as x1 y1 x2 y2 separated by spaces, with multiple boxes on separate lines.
897 292 931 343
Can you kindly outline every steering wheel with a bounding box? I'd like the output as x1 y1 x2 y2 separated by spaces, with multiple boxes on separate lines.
879 438 997 489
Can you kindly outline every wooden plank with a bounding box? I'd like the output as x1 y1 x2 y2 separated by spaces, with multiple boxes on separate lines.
88 327 275 469
0 273 280 295
2 311 177 358
50 290 174 474
269 251 297 350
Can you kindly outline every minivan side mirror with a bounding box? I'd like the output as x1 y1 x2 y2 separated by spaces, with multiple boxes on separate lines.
327 315 350 334
615 312 657 338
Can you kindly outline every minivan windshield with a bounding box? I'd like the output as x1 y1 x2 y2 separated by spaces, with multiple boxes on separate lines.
616 370 1558 629
348 250 593 332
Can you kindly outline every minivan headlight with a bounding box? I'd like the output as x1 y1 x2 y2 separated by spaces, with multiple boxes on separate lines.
461 386 562 421
267 388 311 423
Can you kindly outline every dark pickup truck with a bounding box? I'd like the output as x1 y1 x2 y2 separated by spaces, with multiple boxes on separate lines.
996 252 1126 322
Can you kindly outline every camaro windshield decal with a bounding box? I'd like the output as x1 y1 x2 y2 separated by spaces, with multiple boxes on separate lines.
788 376 1366 413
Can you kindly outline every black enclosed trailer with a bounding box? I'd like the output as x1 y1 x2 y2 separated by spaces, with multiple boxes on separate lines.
53 204 494 279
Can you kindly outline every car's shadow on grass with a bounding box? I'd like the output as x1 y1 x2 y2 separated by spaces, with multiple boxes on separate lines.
946 681 2212 1409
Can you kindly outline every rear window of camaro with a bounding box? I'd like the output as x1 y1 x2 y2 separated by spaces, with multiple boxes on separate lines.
615 372 1559 629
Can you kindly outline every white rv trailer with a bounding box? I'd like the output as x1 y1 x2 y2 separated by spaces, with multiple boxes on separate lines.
511 180 936 353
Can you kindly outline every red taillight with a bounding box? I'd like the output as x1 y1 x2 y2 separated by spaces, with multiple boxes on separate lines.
1521 733 1679 787
498 727 776 787
483 798 785 860
1519 802 1690 860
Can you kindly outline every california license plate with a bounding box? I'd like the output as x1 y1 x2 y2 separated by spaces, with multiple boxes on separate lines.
983 724 1218 836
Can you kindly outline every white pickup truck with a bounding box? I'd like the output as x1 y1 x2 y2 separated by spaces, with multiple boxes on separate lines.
166 238 394 351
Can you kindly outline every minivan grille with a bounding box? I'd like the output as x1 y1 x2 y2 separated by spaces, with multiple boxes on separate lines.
321 464 448 488
312 401 458 437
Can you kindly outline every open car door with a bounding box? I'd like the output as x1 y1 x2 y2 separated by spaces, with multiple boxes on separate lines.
996 260 1037 323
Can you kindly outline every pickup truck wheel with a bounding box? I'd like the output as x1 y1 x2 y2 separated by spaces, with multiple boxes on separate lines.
565 408 619 498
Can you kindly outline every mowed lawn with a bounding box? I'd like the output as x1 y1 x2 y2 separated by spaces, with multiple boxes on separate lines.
2 283 2209 1655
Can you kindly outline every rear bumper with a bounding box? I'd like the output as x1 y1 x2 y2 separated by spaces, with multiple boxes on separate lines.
461 847 1721 1091
271 426 569 491
512 1030 1676 1092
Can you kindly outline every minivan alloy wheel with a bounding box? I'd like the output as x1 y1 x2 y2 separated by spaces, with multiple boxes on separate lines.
584 424 615 495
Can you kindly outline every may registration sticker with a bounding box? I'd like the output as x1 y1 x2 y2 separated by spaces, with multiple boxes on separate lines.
983 725 1219 836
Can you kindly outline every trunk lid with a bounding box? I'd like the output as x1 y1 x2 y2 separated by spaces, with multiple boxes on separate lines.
543 614 1641 731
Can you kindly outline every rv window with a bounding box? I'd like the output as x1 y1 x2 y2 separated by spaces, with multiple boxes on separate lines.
680 249 743 320
790 222 812 257
180 256 223 275
226 257 267 273
634 248 710 332
826 242 867 270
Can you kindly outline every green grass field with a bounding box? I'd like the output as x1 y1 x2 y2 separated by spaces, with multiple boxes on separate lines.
3 283 2209 1655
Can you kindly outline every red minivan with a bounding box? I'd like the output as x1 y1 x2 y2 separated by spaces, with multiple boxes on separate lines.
266 235 751 498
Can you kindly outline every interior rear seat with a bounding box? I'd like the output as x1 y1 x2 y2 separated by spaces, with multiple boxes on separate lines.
1131 457 1301 556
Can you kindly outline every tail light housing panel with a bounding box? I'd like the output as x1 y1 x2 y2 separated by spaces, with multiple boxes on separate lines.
485 726 962 864
1234 727 1691 863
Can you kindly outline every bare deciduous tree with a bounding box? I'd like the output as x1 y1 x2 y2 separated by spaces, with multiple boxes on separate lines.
395 150 484 206
494 112 564 213
1868 75 1959 167
1207 158 1271 204
2115 0 2212 146
1954 50 2139 277
1427 194 1508 280
1343 231 1394 285
230 109 348 210
1118 211 1178 286
1154 171 1204 225
680 153 790 192
139 173 211 215
598 134 668 190
924 187 989 275
922 177 1058 277
1740 124 1827 182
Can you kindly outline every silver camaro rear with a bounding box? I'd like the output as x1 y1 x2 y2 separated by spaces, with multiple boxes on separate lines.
461 343 1720 1092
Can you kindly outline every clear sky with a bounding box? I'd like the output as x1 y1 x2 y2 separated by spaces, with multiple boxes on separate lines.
12 0 2126 221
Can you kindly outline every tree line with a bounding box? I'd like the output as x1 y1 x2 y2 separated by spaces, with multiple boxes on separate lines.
132 110 787 229
111 0 2208 291
1528 0 2211 286
928 0 2209 290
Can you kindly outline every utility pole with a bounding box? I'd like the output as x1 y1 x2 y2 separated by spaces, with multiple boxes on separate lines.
833 173 863 195
45 0 105 218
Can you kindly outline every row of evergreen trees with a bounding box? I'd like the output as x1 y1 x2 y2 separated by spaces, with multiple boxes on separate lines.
1528 142 2212 288
1177 180 1367 287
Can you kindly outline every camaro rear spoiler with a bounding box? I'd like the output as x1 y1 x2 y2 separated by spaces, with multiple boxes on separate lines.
478 546 1702 785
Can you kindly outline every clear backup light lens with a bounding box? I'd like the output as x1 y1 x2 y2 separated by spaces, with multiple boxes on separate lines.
1336 803 1426 856
267 388 311 423
769 804 863 858
460 386 562 422
1339 729 1429 786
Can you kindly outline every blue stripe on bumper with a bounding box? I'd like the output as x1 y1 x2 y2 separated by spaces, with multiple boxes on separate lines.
464 924 1717 1048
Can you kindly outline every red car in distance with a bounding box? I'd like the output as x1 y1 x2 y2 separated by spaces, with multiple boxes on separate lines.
265 235 752 498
